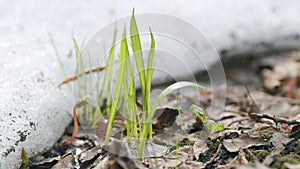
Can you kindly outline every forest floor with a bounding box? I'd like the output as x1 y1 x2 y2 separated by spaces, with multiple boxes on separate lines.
23 51 300 169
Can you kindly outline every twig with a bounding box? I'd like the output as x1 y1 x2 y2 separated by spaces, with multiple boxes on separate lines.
246 86 300 125
228 117 249 127
245 86 300 126
58 66 105 87
205 143 222 166
249 112 300 125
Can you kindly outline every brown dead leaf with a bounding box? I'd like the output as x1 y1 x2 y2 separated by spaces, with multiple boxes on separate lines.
107 142 146 169
178 161 205 169
259 56 300 96
284 163 300 169
193 139 209 161
220 148 249 169
79 146 102 164
270 133 291 147
152 107 179 131
30 156 61 168
148 151 189 169
52 154 75 169
223 135 269 153
237 161 270 169
92 156 109 169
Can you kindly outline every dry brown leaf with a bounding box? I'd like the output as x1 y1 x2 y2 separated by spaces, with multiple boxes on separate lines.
178 161 205 169
153 107 179 130
52 154 75 169
193 139 209 161
223 135 268 153
79 146 102 164
284 163 300 169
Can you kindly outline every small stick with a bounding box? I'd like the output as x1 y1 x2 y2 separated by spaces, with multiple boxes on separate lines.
58 66 105 87
205 143 222 166
245 86 300 126
249 112 300 125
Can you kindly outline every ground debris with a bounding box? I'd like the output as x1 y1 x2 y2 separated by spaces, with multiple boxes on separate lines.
27 51 300 169
223 135 269 153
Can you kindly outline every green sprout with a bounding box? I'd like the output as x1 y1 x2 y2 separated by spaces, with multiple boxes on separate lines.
56 9 209 159
189 104 224 135
103 10 205 158
21 147 29 166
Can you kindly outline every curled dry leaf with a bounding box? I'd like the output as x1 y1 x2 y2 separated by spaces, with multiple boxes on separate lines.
61 96 90 146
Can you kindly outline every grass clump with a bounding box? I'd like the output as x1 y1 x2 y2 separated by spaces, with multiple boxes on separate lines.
57 9 204 159
102 10 204 158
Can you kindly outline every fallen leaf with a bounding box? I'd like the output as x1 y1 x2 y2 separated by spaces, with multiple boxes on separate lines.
178 161 205 169
79 146 102 164
152 107 179 131
193 139 209 161
52 154 75 169
270 133 291 147
237 161 270 169
92 156 109 169
284 163 300 169
223 135 268 153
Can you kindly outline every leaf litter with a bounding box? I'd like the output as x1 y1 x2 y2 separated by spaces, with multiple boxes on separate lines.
23 51 300 169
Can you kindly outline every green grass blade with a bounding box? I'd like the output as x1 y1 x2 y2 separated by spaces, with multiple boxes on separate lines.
98 27 117 110
128 57 140 142
146 28 155 87
146 28 155 141
104 27 129 145
130 9 147 108
21 147 29 166
151 82 204 120
137 81 204 158
146 28 155 108
48 32 71 90
73 37 85 96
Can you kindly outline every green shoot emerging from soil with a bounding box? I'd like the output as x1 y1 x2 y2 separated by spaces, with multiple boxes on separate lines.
190 104 224 135
57 9 205 159
102 10 204 158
